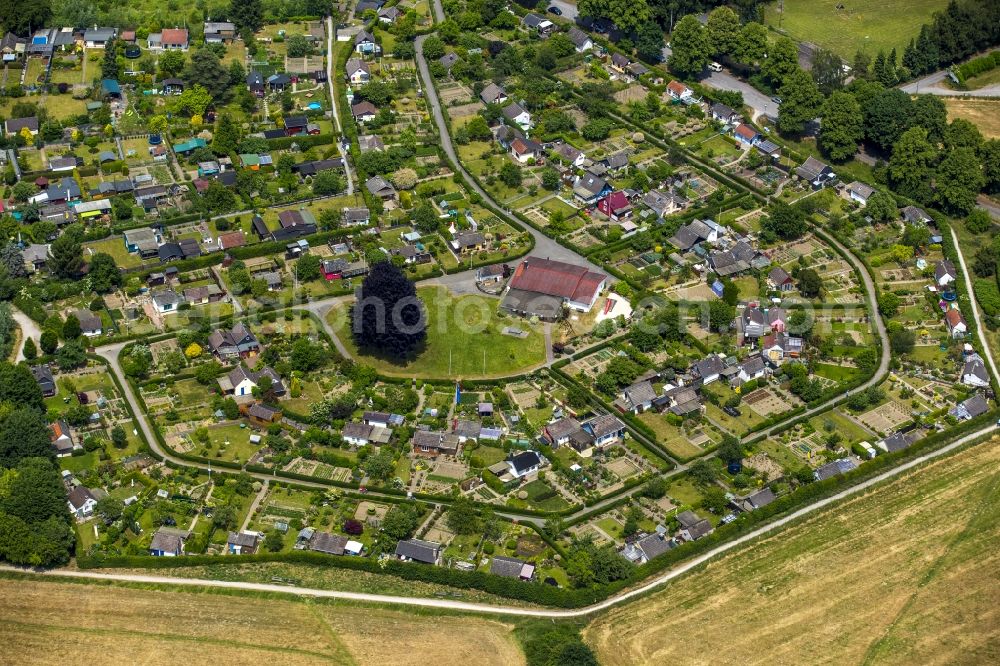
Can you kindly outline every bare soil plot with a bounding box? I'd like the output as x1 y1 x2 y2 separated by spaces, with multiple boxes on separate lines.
613 84 647 104
585 440 1000 665
448 101 484 117
437 81 474 105
742 452 784 482
858 400 911 433
743 388 792 417
671 283 716 301
606 457 642 480
430 460 468 480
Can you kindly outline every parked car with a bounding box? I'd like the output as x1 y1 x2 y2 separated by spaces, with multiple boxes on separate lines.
708 61 723 72
547 5 562 14
771 96 782 104
724 406 742 417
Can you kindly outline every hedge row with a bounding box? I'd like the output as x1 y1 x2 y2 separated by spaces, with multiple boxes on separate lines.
955 51 1000 83
76 549 604 607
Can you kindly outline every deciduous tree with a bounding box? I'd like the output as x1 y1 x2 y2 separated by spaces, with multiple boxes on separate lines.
777 70 823 135
669 15 710 77
819 91 863 162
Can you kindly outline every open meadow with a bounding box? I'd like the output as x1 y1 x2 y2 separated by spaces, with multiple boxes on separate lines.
763 0 948 59
0 577 525 666
327 286 547 379
584 440 1000 665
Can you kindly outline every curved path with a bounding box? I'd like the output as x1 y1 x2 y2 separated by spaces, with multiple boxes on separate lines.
10 305 41 362
413 33 606 274
8 415 994 617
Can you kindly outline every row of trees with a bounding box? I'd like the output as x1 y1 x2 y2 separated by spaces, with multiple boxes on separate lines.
901 0 1000 78
0 361 75 566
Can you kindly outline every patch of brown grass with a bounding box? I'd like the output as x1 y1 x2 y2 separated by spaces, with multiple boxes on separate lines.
584 440 1000 665
0 578 524 665
944 98 1000 139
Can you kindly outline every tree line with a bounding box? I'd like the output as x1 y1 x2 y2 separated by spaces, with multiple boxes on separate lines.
0 361 75 567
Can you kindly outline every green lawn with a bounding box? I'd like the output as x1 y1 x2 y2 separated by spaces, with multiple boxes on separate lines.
762 0 948 59
808 410 873 446
636 411 705 460
595 517 624 540
328 286 547 379
665 477 706 509
83 237 143 268
812 363 861 383
41 95 90 121
732 276 759 300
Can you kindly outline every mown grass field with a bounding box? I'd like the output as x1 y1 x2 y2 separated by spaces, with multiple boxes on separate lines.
0 576 525 665
328 286 547 379
763 0 948 59
584 440 1000 664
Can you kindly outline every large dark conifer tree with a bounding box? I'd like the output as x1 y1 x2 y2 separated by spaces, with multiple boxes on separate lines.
352 262 426 357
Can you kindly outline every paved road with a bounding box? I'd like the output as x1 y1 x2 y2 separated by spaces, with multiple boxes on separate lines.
950 226 1000 380
10 305 41 362
977 195 1000 221
327 16 355 195
413 34 607 275
900 54 1000 97
9 415 994 617
699 70 779 122
546 0 578 21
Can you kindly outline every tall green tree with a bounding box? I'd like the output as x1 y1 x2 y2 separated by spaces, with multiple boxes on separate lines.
101 38 119 79
943 118 984 153
229 0 263 33
635 21 665 63
668 15 711 77
183 49 231 103
706 6 740 58
578 0 650 34
982 139 1000 194
819 92 863 162
811 48 846 94
909 94 948 144
49 233 83 278
777 70 823 135
888 127 937 203
352 262 426 358
213 113 241 156
935 147 985 215
0 410 51 468
761 36 798 87
862 87 912 151
0 362 44 412
86 252 122 293
733 22 768 69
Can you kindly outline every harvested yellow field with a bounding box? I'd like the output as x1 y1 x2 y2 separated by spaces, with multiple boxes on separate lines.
585 441 1000 665
944 98 1000 139
0 578 524 666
